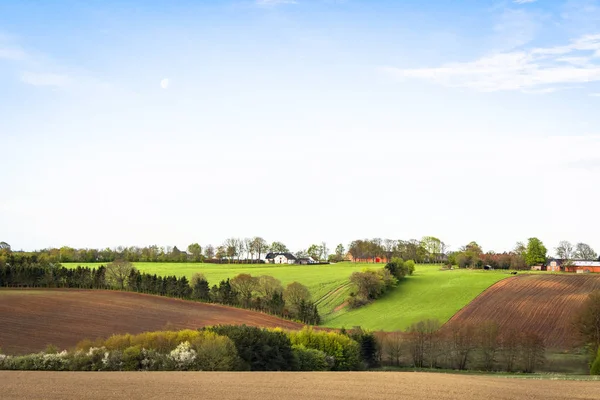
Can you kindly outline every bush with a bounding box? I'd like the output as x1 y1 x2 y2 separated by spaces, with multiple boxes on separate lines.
0 353 13 370
122 345 143 371
292 345 331 371
192 333 239 371
347 293 370 309
168 342 197 371
101 350 123 371
288 327 361 371
206 325 296 371
591 349 600 375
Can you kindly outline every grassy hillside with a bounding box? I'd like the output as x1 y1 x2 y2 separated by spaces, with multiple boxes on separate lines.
63 262 510 329
62 262 379 315
324 265 509 331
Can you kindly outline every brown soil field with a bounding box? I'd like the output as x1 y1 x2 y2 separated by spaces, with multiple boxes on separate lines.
1 371 598 400
0 289 303 354
448 274 600 349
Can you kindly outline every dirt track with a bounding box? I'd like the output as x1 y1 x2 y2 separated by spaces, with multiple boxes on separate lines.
1 371 598 400
0 289 303 354
448 274 600 349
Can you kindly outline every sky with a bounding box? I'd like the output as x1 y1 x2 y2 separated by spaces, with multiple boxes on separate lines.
1 0 600 256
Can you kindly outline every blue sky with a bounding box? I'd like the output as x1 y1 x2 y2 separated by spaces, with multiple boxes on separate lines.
1 0 599 255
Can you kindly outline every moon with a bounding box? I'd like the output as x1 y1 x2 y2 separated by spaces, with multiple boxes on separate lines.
160 78 169 89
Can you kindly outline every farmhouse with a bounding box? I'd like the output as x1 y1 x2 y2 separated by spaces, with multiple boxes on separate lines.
265 252 298 264
545 259 600 273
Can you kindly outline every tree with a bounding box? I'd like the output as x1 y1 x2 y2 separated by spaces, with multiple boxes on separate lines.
555 241 574 260
421 236 442 263
335 244 345 261
307 244 322 261
320 242 329 261
447 322 477 370
514 242 526 257
230 274 258 304
283 282 311 312
204 245 215 259
256 275 283 299
243 238 253 261
190 273 210 301
524 238 547 266
350 270 385 299
270 241 289 253
519 331 545 373
574 243 597 260
405 320 441 368
223 238 239 263
251 237 268 261
187 243 203 262
0 242 11 252
477 321 500 371
573 290 600 356
105 260 136 290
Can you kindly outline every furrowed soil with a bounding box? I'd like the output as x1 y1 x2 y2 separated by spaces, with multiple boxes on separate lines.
1 371 598 400
0 289 302 354
448 274 600 349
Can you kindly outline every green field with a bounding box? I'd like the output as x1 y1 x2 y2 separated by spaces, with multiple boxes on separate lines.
63 262 510 329
62 261 376 316
325 265 509 331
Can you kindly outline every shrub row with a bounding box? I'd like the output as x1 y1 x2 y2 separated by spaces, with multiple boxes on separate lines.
0 326 364 372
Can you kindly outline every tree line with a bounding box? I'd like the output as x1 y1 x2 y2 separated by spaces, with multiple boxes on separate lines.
0 254 320 325
375 320 546 373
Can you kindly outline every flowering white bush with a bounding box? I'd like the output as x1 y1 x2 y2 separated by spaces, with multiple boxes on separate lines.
40 350 69 370
0 353 13 369
168 341 197 370
101 350 123 371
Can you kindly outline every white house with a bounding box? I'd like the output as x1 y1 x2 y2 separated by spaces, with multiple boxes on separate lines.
265 252 298 264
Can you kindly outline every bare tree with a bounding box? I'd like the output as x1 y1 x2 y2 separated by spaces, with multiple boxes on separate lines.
447 322 478 370
574 243 598 260
477 321 500 371
244 238 254 261
251 237 268 261
204 244 215 259
320 242 328 261
223 238 238 263
383 331 404 366
555 240 574 259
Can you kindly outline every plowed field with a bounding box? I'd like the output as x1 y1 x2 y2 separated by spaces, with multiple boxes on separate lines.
448 274 600 349
0 289 302 354
1 371 599 400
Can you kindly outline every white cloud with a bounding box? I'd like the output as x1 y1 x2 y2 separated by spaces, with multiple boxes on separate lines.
160 78 169 89
0 46 26 60
384 34 600 92
20 71 69 86
514 0 537 4
590 92 600 96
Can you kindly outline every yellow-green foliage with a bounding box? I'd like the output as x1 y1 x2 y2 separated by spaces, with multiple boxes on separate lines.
288 327 360 371
95 330 204 352
192 333 239 371
591 348 600 375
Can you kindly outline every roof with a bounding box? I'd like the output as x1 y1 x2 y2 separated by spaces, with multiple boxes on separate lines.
265 252 297 260
572 261 600 267
550 259 600 267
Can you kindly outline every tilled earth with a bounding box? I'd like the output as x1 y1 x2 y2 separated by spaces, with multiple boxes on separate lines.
1 371 598 400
